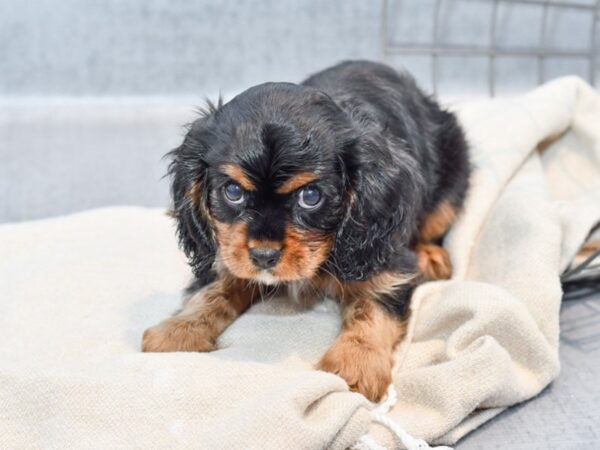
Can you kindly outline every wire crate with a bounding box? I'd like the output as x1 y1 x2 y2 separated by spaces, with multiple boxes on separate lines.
383 0 600 97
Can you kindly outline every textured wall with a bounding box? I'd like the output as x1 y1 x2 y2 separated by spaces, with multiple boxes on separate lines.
0 102 189 222
1 0 381 97
1 0 599 222
1 0 598 98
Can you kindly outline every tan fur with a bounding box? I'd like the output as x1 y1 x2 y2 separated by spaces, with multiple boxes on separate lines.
416 243 452 280
248 239 282 250
214 221 332 282
275 172 317 194
274 226 332 281
419 200 456 242
415 200 458 280
336 272 416 304
142 275 255 352
220 164 256 191
317 272 411 401
186 180 203 209
185 180 213 220
213 221 256 279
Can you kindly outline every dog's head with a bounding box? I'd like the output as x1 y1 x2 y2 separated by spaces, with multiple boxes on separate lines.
169 83 420 285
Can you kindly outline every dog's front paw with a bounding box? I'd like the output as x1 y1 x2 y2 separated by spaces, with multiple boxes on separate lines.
142 318 215 352
317 339 392 402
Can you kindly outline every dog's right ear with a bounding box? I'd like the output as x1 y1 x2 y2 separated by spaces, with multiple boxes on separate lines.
167 103 221 286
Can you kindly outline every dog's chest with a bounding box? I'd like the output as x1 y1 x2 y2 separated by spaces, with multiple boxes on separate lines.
286 280 313 305
285 277 337 307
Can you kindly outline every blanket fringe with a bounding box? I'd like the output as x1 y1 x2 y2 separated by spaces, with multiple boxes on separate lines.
352 385 453 450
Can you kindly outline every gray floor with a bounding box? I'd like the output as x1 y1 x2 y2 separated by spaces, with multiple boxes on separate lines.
458 292 600 449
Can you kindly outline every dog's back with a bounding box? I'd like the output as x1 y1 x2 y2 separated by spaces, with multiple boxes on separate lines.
303 60 470 227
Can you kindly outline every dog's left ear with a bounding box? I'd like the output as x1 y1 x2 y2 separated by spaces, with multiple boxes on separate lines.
328 133 423 280
168 108 220 286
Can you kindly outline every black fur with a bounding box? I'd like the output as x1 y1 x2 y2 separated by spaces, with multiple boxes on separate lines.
168 61 469 313
303 61 469 279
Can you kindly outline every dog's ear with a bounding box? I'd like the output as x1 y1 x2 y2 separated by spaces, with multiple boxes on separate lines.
168 103 221 285
329 133 423 280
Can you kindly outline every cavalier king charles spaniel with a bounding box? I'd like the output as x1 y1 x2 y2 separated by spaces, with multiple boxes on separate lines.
142 60 469 401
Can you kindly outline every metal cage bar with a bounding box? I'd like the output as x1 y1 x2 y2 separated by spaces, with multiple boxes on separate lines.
383 0 600 96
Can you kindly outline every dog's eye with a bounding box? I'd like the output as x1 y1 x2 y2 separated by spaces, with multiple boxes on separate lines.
224 182 245 204
298 186 322 209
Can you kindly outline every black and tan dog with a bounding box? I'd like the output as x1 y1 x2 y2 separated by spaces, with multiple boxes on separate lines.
142 61 469 402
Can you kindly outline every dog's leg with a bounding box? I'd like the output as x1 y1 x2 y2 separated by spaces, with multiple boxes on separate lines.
415 200 457 280
317 275 410 401
142 275 255 352
415 242 452 280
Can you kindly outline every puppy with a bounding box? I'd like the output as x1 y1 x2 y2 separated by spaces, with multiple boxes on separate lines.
142 61 469 402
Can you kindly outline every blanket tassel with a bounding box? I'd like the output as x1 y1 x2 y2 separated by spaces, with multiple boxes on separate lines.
352 385 453 450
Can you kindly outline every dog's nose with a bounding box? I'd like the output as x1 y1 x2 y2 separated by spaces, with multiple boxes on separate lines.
249 247 281 269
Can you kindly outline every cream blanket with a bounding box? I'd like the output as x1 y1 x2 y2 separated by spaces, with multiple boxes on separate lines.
1 77 600 449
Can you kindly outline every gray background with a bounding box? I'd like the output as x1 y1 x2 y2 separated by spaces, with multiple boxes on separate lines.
1 1 599 448
2 0 599 223
2 0 598 99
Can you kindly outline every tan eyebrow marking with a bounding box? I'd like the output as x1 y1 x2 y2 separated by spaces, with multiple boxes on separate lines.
276 172 317 194
220 164 256 191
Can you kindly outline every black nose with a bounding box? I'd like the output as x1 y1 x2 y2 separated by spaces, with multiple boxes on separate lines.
249 248 281 269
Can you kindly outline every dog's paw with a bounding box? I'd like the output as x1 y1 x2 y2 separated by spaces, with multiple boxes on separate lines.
317 338 392 402
416 243 452 280
141 318 215 352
